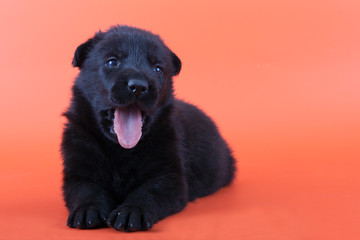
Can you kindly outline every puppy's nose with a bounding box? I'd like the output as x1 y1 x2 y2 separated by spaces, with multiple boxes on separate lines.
127 79 149 96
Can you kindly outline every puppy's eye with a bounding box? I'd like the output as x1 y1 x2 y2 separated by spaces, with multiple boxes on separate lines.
105 58 119 68
153 66 163 74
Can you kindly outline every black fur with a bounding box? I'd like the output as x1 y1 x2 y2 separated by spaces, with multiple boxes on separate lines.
61 25 235 232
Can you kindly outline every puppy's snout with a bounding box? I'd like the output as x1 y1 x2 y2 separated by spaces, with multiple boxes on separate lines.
127 79 149 96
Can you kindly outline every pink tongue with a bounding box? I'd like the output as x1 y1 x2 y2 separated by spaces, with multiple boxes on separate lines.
114 106 142 149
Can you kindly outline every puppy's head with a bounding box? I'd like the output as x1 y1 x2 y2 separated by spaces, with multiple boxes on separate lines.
72 26 181 149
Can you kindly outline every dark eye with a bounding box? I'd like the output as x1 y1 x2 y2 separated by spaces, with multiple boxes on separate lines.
153 66 163 74
105 58 119 68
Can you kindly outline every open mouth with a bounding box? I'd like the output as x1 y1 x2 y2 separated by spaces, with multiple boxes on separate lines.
107 104 146 149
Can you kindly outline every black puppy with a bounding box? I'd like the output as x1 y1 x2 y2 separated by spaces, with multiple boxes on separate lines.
61 25 235 232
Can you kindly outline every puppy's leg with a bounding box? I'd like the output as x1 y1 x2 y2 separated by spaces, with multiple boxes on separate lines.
62 127 115 229
107 173 188 232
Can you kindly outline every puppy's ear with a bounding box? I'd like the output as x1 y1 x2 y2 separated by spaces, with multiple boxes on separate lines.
170 52 181 76
72 31 103 69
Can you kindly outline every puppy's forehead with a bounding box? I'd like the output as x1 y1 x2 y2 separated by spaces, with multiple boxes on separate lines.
98 31 164 57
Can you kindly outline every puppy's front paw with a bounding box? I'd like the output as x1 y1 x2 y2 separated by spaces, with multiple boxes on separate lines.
67 203 110 229
107 205 153 232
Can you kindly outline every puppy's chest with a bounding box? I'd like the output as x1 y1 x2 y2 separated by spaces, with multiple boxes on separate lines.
107 153 154 200
110 166 140 200
103 137 177 200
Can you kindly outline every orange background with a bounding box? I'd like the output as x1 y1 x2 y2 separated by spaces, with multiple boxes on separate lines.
1 0 359 239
